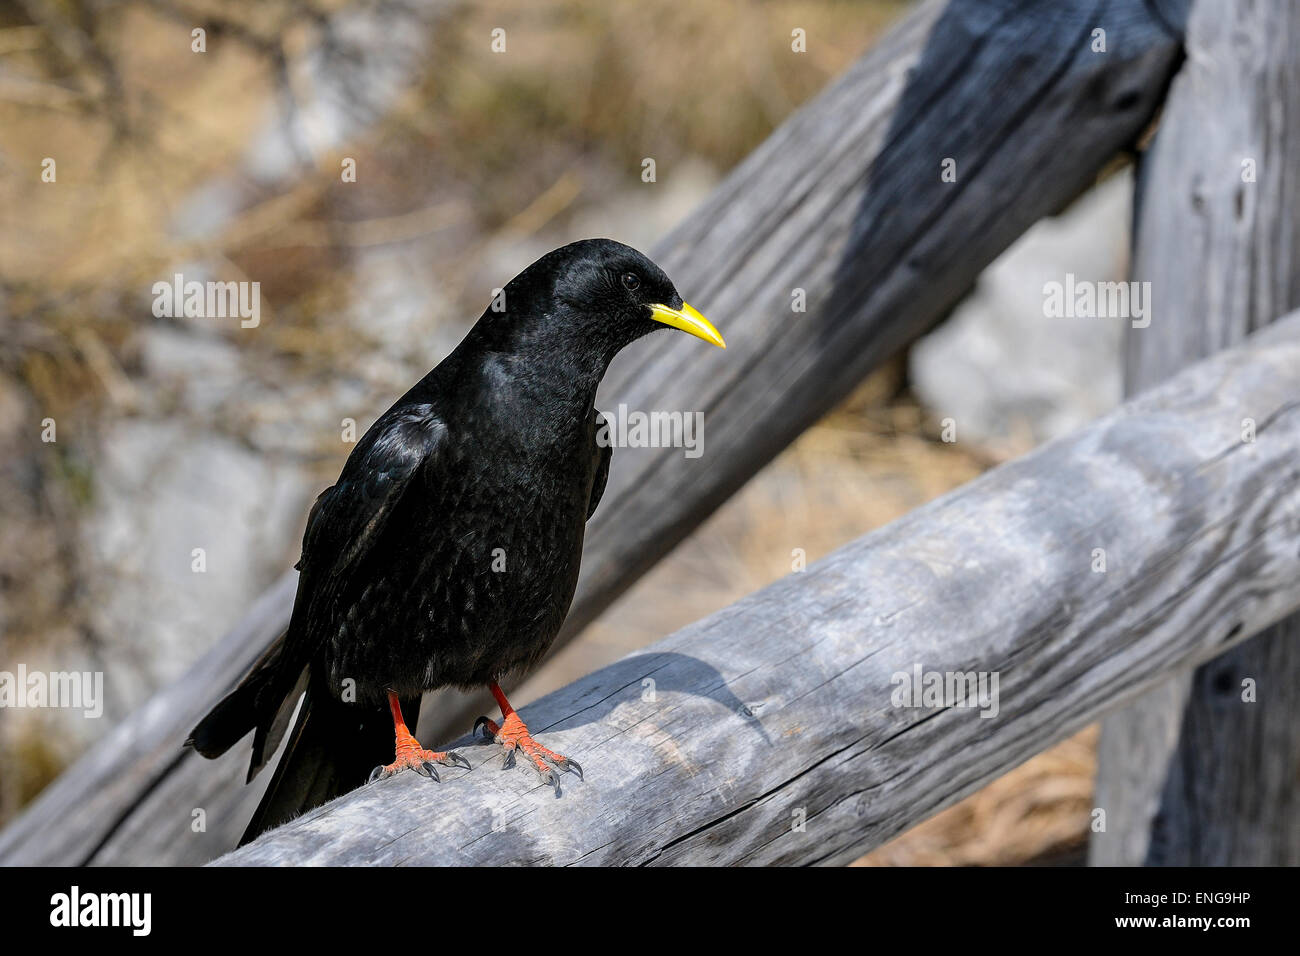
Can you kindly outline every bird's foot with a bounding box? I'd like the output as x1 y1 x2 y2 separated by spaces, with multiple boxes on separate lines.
473 713 582 795
369 743 470 783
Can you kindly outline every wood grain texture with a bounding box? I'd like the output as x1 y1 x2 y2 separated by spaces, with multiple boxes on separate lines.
217 314 1300 866
0 0 1188 864
1093 0 1300 866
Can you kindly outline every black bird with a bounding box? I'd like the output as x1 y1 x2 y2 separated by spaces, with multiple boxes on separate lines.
187 238 724 844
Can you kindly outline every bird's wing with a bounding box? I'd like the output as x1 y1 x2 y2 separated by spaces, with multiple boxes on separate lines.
588 409 611 520
221 403 447 778
297 403 447 599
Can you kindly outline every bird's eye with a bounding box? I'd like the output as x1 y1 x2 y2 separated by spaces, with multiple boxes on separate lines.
621 272 641 292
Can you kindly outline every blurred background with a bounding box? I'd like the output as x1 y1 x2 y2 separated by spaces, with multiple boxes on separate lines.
0 0 1134 863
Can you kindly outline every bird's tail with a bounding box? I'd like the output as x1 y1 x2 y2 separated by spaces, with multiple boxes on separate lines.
188 632 420 847
237 683 419 847
187 634 304 780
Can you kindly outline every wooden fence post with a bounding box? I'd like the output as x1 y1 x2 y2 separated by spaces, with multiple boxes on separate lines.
1091 0 1300 866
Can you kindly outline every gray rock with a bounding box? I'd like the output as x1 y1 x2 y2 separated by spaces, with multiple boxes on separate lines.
909 169 1133 448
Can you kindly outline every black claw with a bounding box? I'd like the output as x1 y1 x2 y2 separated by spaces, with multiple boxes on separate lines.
368 765 385 783
564 757 584 780
446 751 472 771
417 761 440 781
545 770 561 797
502 747 516 770
473 716 492 739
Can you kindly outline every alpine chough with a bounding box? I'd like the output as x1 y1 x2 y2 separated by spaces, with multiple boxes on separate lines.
187 238 725 845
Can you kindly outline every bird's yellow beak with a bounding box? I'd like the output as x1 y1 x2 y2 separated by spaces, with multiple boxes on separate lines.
648 302 726 349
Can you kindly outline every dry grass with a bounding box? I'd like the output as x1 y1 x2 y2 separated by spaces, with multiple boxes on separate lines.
857 726 1097 866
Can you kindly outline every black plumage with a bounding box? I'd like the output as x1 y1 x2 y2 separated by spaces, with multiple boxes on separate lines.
187 238 723 844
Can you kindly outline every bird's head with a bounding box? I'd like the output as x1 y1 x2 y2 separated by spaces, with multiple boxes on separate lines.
472 238 725 372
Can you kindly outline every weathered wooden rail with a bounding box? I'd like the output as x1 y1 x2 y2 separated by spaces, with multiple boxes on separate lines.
219 314 1300 865
0 0 1192 866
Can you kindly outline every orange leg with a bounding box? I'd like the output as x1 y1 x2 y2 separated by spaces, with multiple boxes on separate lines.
368 691 470 782
474 682 582 795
